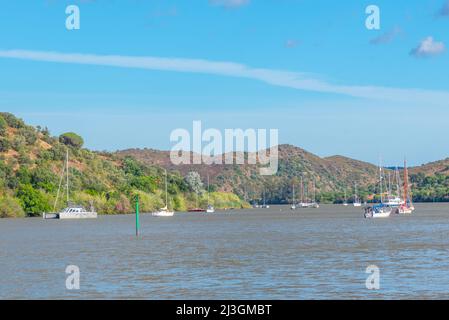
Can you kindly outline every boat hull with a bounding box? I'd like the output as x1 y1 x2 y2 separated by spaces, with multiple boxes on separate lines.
44 212 97 219
188 208 206 212
364 209 392 219
397 205 414 215
371 211 391 218
152 211 174 217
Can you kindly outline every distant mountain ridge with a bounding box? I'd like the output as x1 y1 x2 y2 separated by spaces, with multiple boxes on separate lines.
117 145 379 202
117 145 449 203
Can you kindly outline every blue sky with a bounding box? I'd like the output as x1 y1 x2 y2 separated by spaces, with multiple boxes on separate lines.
0 0 448 166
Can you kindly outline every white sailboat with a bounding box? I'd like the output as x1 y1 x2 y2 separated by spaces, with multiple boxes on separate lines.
308 179 319 208
343 189 348 206
298 178 319 208
44 149 97 220
299 176 307 208
206 174 215 213
364 204 392 218
291 184 296 210
261 191 270 208
364 159 392 219
353 183 362 207
152 170 174 217
383 168 405 207
398 159 415 214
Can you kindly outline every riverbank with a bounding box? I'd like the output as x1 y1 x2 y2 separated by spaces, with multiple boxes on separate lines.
0 191 250 218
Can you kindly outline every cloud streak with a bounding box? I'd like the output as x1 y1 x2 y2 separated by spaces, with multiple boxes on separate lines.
410 37 445 58
0 49 448 105
209 0 250 9
370 27 402 45
285 39 300 48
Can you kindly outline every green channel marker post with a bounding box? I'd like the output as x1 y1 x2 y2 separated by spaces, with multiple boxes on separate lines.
135 194 140 237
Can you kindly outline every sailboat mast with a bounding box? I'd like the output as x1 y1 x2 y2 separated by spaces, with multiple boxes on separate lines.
395 167 400 198
379 158 383 203
313 180 316 203
388 172 392 198
66 149 69 204
207 174 210 205
165 170 168 207
403 159 409 205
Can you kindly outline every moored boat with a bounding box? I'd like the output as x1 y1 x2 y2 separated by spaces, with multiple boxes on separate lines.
43 149 97 220
152 170 174 217
364 158 392 219
205 175 215 213
343 189 348 206
396 159 415 215
188 208 206 212
261 190 270 208
290 183 296 210
353 183 362 207
152 206 174 217
364 204 392 218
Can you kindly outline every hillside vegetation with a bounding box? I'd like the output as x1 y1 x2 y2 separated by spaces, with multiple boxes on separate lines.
0 113 248 218
1 112 447 218
118 146 382 204
119 147 449 204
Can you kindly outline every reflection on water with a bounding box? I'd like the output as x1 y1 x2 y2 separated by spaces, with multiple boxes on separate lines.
1 203 449 299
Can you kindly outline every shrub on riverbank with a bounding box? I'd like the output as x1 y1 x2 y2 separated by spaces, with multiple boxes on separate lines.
206 192 250 209
16 184 51 216
0 196 25 218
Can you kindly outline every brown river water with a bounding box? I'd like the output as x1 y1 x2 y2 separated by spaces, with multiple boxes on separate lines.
1 203 449 299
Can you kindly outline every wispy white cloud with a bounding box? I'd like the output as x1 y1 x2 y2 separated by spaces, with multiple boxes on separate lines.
410 36 445 58
285 39 300 48
0 49 448 105
370 27 402 45
209 0 250 9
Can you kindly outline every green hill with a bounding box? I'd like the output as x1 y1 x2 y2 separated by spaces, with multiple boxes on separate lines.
0 113 247 218
118 146 449 204
117 145 382 204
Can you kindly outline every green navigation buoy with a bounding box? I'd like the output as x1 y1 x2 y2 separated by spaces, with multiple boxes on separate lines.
135 194 140 237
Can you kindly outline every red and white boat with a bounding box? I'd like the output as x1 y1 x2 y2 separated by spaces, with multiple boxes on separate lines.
397 159 415 215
